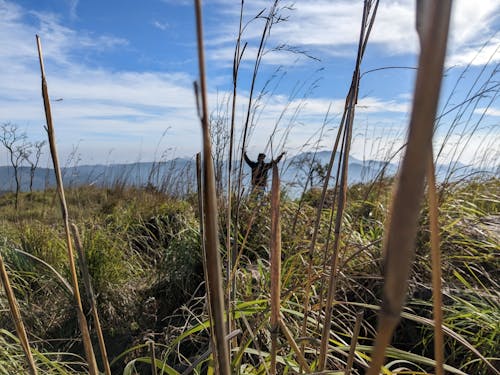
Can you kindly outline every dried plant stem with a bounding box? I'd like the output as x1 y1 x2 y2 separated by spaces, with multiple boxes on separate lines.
344 310 364 375
318 0 374 369
366 2 452 374
193 1 230 374
0 253 38 375
227 0 245 355
427 151 444 375
270 165 281 375
36 34 98 375
196 152 218 372
418 9 444 374
70 224 112 375
279 319 312 373
300 108 346 358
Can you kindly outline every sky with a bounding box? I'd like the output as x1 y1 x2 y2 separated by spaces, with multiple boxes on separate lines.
0 0 499 168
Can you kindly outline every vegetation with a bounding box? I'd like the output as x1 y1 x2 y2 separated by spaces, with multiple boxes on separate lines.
0 175 498 374
1 1 499 374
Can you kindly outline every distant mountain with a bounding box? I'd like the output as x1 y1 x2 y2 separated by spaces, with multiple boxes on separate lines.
0 152 496 198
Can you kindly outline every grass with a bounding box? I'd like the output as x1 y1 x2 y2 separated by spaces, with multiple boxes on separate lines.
0 176 498 373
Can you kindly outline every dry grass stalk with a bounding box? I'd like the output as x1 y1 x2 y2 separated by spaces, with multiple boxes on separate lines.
417 8 445 374
0 253 38 375
366 2 452 374
318 1 378 370
70 224 112 375
193 1 231 374
426 151 444 375
270 164 281 375
300 107 346 358
35 34 98 375
196 151 218 371
278 319 312 373
226 3 245 351
344 310 364 375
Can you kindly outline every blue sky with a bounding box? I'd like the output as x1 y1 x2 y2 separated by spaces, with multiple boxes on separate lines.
0 0 498 167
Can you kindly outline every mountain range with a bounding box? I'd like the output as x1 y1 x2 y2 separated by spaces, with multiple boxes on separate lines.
0 151 495 198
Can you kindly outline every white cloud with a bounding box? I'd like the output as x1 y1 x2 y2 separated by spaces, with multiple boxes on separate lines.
205 0 500 68
152 20 169 31
0 0 496 166
474 107 500 117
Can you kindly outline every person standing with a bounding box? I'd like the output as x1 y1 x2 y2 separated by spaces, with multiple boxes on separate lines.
244 151 285 193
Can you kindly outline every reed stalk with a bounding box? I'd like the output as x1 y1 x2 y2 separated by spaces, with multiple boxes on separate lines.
196 152 218 372
366 2 452 374
300 106 347 359
344 310 364 375
0 253 38 375
193 2 230 374
227 0 245 355
278 319 312 373
417 14 444 375
427 151 444 375
70 224 112 375
233 1 279 307
36 34 98 375
318 1 378 370
270 164 281 375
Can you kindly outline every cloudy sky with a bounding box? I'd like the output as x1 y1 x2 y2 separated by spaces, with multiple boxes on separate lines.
0 0 498 167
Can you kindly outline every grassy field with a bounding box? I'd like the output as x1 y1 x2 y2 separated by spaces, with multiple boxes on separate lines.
0 175 498 374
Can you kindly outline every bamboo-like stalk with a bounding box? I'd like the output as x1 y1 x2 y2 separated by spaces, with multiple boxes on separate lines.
318 1 376 370
35 34 98 375
427 151 444 375
344 310 364 375
0 253 38 375
270 164 281 375
366 2 452 374
417 6 445 374
193 2 231 375
196 152 219 373
70 224 112 375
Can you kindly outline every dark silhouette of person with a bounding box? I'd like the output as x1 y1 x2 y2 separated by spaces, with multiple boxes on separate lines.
244 151 285 192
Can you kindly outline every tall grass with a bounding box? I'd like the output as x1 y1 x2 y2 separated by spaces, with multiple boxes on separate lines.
36 35 98 374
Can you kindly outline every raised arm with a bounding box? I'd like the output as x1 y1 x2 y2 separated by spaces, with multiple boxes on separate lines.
273 151 285 164
243 151 255 167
